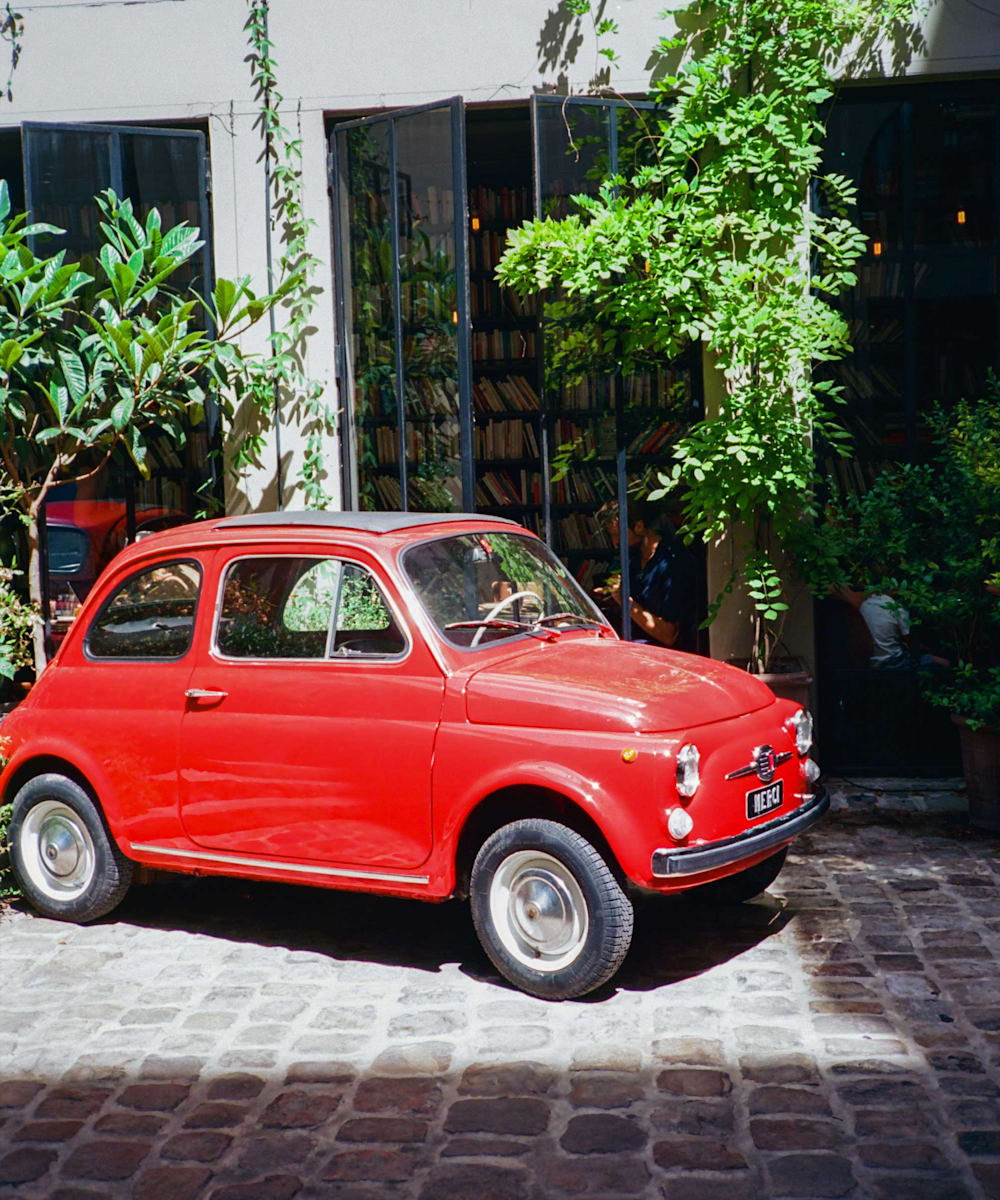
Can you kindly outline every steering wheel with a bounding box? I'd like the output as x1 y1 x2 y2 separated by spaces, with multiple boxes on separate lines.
471 590 544 646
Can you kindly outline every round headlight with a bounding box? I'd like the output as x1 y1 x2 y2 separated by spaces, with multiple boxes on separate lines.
676 743 700 798
790 709 813 756
667 806 694 841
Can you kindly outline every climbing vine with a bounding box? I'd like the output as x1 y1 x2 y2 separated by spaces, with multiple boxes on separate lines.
0 4 22 103
498 0 921 669
244 1 335 508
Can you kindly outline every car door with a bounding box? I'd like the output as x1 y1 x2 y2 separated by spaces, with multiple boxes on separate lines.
59 554 204 845
177 548 444 870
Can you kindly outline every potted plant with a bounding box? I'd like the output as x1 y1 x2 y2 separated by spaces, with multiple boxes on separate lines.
796 384 1000 831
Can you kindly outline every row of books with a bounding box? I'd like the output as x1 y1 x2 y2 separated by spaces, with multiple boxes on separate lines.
469 230 512 272
555 367 689 411
369 470 463 510
551 466 616 506
468 185 532 226
399 277 457 323
476 469 542 507
552 418 678 459
473 375 541 413
472 328 537 362
370 420 461 465
823 454 880 500
834 359 902 401
469 279 536 320
475 419 540 460
421 186 457 227
557 513 614 552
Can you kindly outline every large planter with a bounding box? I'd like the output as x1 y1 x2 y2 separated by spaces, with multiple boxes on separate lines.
952 715 1000 834
728 658 813 712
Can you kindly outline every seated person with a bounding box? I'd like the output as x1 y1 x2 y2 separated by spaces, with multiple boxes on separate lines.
595 500 698 651
831 584 948 669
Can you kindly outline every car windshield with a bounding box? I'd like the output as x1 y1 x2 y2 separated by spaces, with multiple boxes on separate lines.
403 531 608 649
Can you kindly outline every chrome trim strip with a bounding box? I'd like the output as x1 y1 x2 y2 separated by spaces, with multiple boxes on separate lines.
130 842 429 886
724 749 794 781
650 789 829 878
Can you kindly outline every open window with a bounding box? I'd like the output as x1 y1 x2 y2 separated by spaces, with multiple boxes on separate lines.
330 97 704 642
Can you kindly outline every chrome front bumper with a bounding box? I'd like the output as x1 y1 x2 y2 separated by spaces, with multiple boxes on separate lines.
651 788 829 878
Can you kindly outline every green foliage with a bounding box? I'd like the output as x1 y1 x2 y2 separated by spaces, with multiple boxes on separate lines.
0 563 33 681
497 0 916 668
244 1 333 508
0 179 293 673
796 385 1000 727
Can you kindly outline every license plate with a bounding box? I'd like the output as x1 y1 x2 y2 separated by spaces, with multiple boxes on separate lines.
746 779 783 821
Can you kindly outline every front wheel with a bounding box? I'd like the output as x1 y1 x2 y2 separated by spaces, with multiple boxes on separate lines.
9 773 133 922
470 819 633 1000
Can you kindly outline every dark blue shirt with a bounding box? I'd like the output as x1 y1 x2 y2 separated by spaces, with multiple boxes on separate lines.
629 535 698 651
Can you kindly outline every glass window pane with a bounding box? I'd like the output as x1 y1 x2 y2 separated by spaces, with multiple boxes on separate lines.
284 559 342 632
120 132 210 298
395 105 463 512
337 122 398 511
535 99 611 218
87 559 200 659
218 557 336 659
332 564 406 656
914 100 995 249
24 126 114 264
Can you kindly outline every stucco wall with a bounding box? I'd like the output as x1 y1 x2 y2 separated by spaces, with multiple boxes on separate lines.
2 0 1000 663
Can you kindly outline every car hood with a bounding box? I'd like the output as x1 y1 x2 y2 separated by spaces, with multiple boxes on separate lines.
464 637 776 733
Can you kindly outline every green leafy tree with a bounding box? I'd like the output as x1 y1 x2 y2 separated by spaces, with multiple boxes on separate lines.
0 183 297 674
498 0 918 668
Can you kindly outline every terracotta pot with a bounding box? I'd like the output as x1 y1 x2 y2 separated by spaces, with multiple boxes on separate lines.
952 715 1000 834
727 658 813 712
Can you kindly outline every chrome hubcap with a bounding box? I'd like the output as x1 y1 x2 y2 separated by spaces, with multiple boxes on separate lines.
21 801 96 901
489 850 588 973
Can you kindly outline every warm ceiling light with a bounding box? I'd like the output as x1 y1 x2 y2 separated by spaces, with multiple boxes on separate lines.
470 216 481 231
957 209 967 225
451 309 458 324
873 240 883 257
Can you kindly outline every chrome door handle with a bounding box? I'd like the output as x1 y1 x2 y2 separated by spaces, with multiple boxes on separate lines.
185 688 228 701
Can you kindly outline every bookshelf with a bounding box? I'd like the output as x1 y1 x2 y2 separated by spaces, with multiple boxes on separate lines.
466 127 544 536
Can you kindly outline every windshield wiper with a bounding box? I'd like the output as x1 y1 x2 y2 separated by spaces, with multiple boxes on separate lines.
535 612 606 630
444 619 560 641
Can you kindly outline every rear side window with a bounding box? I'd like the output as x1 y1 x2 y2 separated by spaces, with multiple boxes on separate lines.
216 556 406 660
87 560 202 660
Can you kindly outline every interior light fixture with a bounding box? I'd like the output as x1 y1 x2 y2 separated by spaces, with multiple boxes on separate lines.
471 215 481 231
873 240 883 257
956 209 967 225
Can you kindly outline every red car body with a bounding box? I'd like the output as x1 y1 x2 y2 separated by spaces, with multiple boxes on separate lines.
1 511 826 997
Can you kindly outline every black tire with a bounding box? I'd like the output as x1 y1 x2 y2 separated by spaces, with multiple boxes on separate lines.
470 818 633 1000
9 773 133 922
696 846 788 904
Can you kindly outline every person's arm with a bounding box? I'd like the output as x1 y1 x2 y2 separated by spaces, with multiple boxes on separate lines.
627 598 680 647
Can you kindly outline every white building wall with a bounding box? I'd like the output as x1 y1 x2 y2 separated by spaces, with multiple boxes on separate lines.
3 0 1000 661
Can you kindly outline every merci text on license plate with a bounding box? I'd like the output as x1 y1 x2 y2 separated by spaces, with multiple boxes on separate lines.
746 779 783 821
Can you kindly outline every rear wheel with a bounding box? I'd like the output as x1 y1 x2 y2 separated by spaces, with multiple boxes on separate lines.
9 773 133 922
696 846 788 903
470 818 633 1000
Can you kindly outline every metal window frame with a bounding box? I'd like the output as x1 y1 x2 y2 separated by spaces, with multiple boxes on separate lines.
22 120 217 657
329 97 474 515
531 94 662 640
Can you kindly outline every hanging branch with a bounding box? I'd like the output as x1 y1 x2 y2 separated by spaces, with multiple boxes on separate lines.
244 0 335 508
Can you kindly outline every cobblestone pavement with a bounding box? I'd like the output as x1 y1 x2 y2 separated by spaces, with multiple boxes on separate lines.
1 800 999 1200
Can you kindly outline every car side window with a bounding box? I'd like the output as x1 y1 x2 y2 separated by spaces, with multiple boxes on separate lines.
87 560 202 660
332 564 406 657
216 557 406 660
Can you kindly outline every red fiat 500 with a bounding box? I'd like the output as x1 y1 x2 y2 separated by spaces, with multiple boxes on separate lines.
1 511 826 999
